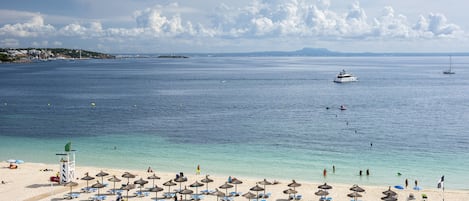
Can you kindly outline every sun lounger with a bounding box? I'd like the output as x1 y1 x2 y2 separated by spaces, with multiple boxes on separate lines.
81 187 97 193
90 195 107 201
294 194 302 200
230 191 242 196
259 193 271 198
164 192 175 197
192 194 204 200
134 191 150 197
326 197 332 201
63 193 80 199
221 196 234 201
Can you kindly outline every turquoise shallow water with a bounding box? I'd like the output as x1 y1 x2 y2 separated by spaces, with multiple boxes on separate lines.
0 57 468 189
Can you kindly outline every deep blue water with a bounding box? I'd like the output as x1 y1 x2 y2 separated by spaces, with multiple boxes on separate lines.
0 57 468 189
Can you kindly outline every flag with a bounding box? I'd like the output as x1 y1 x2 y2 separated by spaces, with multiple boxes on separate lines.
196 165 201 175
64 142 72 152
437 175 444 189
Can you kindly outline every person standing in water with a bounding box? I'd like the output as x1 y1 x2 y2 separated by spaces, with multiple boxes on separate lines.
323 168 327 178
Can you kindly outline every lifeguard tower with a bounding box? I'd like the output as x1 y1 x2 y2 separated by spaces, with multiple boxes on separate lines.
56 142 76 184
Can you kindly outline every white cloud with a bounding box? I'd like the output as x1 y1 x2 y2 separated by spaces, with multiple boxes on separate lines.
0 1 465 52
0 14 55 37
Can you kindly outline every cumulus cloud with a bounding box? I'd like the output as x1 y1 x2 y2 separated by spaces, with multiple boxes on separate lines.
0 0 465 51
0 14 55 37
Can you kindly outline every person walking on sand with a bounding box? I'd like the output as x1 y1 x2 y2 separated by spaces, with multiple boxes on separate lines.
415 180 418 187
405 179 409 188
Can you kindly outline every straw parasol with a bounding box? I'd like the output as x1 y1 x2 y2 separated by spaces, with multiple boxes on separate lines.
163 179 177 194
211 188 226 201
180 186 194 201
283 188 298 200
381 195 398 201
121 183 136 199
81 172 95 191
318 183 333 190
64 181 78 197
201 175 214 193
347 192 362 201
122 172 136 183
134 178 149 194
249 185 264 199
287 180 301 190
231 179 243 195
91 181 106 196
95 170 109 184
382 186 397 196
257 179 272 197
189 181 204 195
219 182 234 196
108 175 122 194
315 190 329 200
242 192 257 201
148 173 161 187
349 184 365 192
149 185 164 200
174 176 188 192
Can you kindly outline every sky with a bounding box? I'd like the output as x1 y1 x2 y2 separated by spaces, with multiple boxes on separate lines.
1 0 468 53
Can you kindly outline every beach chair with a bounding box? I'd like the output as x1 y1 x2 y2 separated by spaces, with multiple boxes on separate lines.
63 193 80 199
294 194 302 200
134 191 150 197
326 197 332 201
90 195 107 201
191 194 204 200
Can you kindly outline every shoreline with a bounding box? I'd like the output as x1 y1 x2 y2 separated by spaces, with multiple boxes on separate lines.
1 162 467 201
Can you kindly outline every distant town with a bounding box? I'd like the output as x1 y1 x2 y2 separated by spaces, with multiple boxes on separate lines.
0 48 115 63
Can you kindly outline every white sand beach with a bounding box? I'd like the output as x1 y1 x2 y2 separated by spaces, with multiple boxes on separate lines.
0 162 467 201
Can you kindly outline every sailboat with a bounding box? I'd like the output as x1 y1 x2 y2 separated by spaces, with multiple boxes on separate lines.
443 56 455 74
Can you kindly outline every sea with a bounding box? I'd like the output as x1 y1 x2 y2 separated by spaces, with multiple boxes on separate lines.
0 56 468 190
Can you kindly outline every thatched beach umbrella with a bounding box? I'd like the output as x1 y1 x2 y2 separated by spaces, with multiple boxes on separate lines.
190 181 204 195
108 175 122 194
287 180 301 190
257 179 272 197
134 178 149 194
315 190 329 200
349 184 365 192
148 173 161 187
381 195 397 201
318 183 333 190
81 173 95 190
149 185 164 200
163 179 177 194
91 181 106 196
174 176 188 192
231 179 243 195
121 183 136 199
382 186 397 196
180 186 194 201
347 192 362 201
211 188 226 201
95 170 109 184
283 188 297 200
242 192 257 201
122 172 136 183
219 182 234 196
64 181 78 196
201 175 214 193
249 185 264 199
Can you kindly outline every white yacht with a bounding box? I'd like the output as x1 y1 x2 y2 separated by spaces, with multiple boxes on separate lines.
333 69 357 83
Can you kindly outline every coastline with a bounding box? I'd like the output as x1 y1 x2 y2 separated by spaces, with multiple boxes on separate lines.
1 162 467 201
